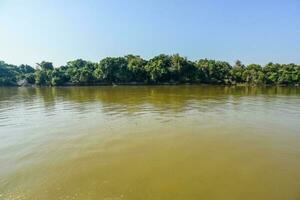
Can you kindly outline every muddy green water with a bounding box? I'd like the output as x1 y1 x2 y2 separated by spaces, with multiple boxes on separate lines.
0 86 300 200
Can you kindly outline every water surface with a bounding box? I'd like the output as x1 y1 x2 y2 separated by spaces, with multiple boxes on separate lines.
1 86 300 200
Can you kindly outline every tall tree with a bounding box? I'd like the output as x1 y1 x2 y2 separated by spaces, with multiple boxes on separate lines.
145 54 172 83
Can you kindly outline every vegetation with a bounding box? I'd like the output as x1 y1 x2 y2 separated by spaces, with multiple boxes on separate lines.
1 54 299 86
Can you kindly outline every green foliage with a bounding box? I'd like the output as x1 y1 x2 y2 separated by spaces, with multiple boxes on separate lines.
242 64 264 84
35 69 51 85
51 68 68 86
230 60 245 83
0 55 300 86
25 73 36 84
0 61 35 86
0 61 16 85
126 55 148 82
196 59 232 84
145 54 172 83
170 54 198 82
97 57 131 83
263 63 280 84
18 64 35 74
65 59 95 84
35 61 53 86
37 61 54 71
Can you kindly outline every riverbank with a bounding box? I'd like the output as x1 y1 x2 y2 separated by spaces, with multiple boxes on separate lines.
4 82 299 87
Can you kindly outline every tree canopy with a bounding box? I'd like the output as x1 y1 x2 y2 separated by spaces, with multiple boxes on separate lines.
0 55 299 86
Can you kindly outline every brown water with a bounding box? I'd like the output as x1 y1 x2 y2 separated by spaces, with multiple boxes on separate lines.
0 86 300 200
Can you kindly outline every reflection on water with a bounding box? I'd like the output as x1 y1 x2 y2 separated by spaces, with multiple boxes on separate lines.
0 86 300 200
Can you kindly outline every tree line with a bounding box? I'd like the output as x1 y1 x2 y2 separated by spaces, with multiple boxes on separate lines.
1 54 300 86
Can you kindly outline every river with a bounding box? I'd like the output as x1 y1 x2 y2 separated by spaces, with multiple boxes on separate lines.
0 86 300 200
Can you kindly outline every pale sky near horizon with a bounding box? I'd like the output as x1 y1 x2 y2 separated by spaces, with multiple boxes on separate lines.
0 0 300 67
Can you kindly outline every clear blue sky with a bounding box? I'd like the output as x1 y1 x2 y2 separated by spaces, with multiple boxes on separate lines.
0 0 300 67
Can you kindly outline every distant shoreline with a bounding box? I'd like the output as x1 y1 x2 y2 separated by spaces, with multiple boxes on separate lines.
2 82 299 88
1 54 300 87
